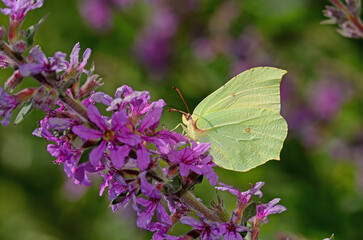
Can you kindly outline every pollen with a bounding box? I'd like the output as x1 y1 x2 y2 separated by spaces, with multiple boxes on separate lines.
103 129 115 141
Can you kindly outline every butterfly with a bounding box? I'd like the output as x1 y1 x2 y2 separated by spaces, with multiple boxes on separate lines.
182 67 288 172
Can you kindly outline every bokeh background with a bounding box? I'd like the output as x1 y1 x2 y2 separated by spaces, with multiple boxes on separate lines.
1 0 363 239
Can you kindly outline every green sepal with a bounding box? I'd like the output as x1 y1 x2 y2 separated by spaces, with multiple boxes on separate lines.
162 175 182 194
14 102 34 125
111 192 128 205
241 202 257 226
24 14 48 48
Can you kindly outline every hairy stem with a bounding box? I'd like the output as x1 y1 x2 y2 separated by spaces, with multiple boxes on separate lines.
331 0 363 36
180 190 222 222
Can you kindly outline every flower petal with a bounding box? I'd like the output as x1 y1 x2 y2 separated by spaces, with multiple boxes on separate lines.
87 104 108 130
109 145 130 168
70 42 80 66
139 99 165 131
72 125 102 139
89 140 107 167
137 146 150 171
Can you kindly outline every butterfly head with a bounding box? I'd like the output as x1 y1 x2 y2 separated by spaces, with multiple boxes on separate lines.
182 113 206 141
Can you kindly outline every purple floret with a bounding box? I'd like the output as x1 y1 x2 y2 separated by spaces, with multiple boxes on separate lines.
0 87 19 126
19 46 66 76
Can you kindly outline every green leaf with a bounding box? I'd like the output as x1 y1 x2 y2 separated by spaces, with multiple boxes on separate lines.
14 102 34 125
111 192 128 205
241 202 257 225
24 14 48 47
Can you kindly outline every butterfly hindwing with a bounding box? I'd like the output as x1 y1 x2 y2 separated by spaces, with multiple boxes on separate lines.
196 107 287 171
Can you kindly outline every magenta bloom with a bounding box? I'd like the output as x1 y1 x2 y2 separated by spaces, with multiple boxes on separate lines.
72 104 132 168
0 87 19 126
219 212 250 240
136 173 172 229
216 182 264 210
1 0 43 21
134 6 178 74
168 141 218 185
180 215 221 240
99 170 139 212
253 198 286 224
308 79 351 121
79 0 113 31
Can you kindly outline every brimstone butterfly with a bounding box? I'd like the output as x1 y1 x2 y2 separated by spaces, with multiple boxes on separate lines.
182 67 288 172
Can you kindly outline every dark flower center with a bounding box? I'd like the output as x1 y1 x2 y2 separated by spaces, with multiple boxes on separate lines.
103 129 115 141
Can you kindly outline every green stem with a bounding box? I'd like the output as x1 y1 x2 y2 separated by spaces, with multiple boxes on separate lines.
180 190 222 222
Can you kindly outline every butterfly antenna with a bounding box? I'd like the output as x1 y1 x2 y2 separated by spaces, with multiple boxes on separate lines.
172 86 190 115
167 105 187 115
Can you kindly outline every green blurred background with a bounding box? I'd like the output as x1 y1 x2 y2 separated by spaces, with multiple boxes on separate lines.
1 0 363 239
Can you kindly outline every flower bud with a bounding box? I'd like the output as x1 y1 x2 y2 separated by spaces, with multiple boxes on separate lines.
13 40 27 54
77 74 103 99
43 89 58 110
4 70 23 93
32 86 47 108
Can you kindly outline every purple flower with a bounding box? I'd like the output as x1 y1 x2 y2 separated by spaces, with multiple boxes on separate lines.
0 86 19 126
19 46 66 76
136 172 172 229
79 0 134 32
253 198 286 224
216 182 264 211
79 0 113 32
134 6 178 74
1 0 43 21
180 215 221 240
99 170 139 212
88 87 169 171
149 129 188 155
72 104 132 168
108 87 151 115
168 141 218 185
62 42 91 79
250 198 286 240
219 212 250 240
307 79 351 121
148 222 184 240
47 140 93 186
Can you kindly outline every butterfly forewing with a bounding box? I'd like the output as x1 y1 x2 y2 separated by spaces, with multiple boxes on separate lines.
193 67 287 117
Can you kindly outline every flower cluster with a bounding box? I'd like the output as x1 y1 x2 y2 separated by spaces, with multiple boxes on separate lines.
32 83 286 239
322 0 363 38
0 0 287 239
